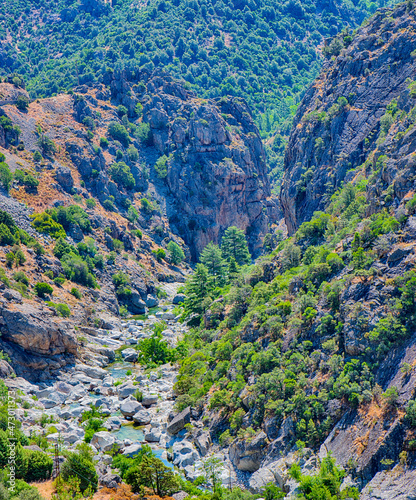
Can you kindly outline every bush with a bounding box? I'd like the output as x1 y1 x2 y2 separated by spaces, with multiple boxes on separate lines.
141 198 153 214
85 198 96 208
154 155 168 178
382 386 399 407
55 303 71 318
24 450 53 482
136 122 152 145
61 452 98 492
153 248 166 262
33 150 42 162
167 241 185 264
31 212 66 239
125 455 178 496
16 95 29 111
62 256 96 288
34 282 53 298
70 287 82 299
36 134 56 157
13 271 29 286
108 121 129 146
109 162 135 190
0 162 13 191
0 224 16 245
406 399 416 427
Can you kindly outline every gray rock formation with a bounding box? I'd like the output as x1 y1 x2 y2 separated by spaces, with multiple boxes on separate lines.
167 406 191 435
280 3 416 234
142 74 277 259
0 303 78 380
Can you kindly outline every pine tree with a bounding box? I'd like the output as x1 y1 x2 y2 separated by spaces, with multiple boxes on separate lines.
185 263 211 315
227 256 239 280
221 226 251 265
200 242 226 286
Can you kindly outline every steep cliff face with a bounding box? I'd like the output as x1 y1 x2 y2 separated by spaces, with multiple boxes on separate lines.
280 3 416 234
143 75 275 259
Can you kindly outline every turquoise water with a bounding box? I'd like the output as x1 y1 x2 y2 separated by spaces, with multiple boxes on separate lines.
113 424 145 442
109 363 134 379
112 425 172 469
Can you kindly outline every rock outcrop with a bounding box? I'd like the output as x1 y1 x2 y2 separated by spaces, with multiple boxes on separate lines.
0 302 78 380
280 3 416 234
141 73 277 259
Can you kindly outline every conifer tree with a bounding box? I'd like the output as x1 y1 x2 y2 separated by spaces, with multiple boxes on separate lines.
200 242 226 286
221 226 251 265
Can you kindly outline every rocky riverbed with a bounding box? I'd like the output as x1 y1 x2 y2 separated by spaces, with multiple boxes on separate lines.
3 288 237 489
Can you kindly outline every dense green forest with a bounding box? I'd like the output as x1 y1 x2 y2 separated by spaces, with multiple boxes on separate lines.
0 0 393 184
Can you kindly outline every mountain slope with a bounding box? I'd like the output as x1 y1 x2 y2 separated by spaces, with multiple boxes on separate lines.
280 2 416 233
0 70 273 379
0 0 398 184
171 3 416 496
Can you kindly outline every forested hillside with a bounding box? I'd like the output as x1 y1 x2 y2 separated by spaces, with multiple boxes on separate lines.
0 0 394 184
173 2 416 496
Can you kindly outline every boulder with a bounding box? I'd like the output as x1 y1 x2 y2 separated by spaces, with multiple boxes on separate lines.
55 381 73 394
117 382 137 399
75 364 107 380
120 399 143 418
230 431 268 472
172 492 189 500
55 165 74 193
172 440 199 468
91 431 115 452
100 473 122 489
173 294 186 304
144 429 161 442
167 407 191 435
194 432 211 457
141 394 158 407
145 295 159 308
162 312 176 321
3 289 22 303
121 348 138 363
133 410 153 425
249 460 287 493
0 360 14 378
126 292 147 314
123 443 142 457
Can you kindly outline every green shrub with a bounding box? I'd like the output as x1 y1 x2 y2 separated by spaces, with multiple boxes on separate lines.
16 94 29 111
13 271 29 286
31 212 66 239
140 198 153 214
167 241 185 265
61 452 98 492
406 400 416 427
154 155 168 178
108 121 129 146
36 134 56 157
33 150 43 162
0 223 16 245
85 198 96 208
153 248 166 262
0 162 13 191
109 162 135 190
34 282 53 298
24 450 53 482
55 303 71 318
70 287 82 299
